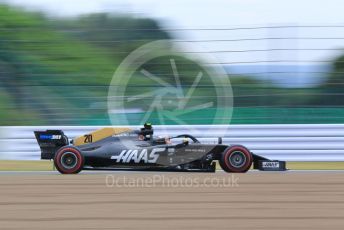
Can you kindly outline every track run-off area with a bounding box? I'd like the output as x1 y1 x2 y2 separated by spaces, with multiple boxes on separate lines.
0 171 344 229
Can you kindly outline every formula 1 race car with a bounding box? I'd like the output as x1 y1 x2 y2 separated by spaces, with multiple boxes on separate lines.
34 124 286 174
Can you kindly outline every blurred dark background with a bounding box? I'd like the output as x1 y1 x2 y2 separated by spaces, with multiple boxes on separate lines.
1 4 344 125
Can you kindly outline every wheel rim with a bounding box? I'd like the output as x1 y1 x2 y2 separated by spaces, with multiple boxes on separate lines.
60 152 78 169
228 151 247 168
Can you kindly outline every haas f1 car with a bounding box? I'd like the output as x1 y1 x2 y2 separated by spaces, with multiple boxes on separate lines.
34 124 286 174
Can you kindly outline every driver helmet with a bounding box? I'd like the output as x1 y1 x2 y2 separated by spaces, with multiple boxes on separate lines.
144 122 152 130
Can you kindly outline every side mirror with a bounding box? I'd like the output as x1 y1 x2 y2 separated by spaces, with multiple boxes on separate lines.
218 137 222 144
175 141 188 148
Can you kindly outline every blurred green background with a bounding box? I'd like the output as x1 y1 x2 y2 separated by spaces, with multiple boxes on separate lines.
1 4 344 125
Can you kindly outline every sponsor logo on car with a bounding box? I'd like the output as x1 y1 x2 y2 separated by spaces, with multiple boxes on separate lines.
40 134 62 140
111 148 164 163
262 161 280 168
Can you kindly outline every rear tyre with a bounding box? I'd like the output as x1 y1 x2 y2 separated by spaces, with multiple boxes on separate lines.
219 145 252 173
54 147 84 174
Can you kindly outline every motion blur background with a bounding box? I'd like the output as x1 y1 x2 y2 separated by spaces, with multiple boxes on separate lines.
1 0 344 125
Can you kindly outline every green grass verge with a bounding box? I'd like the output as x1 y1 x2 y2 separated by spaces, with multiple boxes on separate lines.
286 162 344 170
0 160 53 171
0 161 343 171
216 161 344 171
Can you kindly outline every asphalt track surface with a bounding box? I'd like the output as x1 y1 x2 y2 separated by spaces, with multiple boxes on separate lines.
1 171 344 229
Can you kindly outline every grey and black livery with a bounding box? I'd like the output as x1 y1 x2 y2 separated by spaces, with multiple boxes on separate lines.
34 124 286 174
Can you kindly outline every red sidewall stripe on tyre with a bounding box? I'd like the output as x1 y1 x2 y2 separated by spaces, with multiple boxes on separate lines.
55 147 83 174
224 146 252 173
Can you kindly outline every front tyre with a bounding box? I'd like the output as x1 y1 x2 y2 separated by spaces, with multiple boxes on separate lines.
54 147 84 174
219 145 252 173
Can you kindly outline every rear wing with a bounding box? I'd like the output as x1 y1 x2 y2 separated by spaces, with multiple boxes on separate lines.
34 130 69 160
